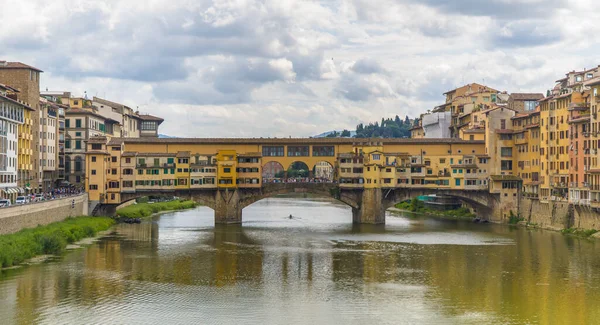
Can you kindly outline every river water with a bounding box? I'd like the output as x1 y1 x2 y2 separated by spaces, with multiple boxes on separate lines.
1 197 600 325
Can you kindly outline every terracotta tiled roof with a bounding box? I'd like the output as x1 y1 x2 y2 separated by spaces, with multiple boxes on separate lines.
495 129 514 134
93 96 125 108
136 152 176 157
176 151 191 158
85 150 110 155
510 93 544 101
122 152 137 157
568 116 590 123
0 61 43 72
462 128 485 133
66 108 119 123
0 83 20 93
0 93 34 110
137 114 164 122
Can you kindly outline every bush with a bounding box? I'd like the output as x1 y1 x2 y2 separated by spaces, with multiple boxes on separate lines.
508 210 524 224
561 228 598 237
117 200 198 219
0 217 114 268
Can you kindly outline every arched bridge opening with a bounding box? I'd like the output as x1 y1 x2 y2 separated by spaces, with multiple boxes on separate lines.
381 188 499 220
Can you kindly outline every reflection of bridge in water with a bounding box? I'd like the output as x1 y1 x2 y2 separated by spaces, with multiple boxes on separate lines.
108 182 500 225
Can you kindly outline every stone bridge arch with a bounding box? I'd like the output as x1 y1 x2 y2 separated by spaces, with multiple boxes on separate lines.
237 183 360 210
381 188 500 219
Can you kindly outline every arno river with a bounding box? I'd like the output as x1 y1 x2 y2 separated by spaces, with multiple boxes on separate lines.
1 197 600 324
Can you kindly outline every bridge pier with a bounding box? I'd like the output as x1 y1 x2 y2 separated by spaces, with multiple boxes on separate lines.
353 188 385 224
214 189 242 224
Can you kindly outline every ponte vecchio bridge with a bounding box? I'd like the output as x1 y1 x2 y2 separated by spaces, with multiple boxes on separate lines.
86 137 519 224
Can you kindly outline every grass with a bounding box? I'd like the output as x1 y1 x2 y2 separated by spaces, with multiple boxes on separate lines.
0 217 115 268
116 200 198 219
561 228 599 238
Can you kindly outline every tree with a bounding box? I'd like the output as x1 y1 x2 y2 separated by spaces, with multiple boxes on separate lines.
395 115 401 126
341 129 351 137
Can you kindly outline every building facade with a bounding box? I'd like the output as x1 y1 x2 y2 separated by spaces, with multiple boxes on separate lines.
0 61 42 193
0 84 31 200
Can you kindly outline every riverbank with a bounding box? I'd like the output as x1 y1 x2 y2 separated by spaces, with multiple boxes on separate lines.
393 199 476 220
394 199 600 240
0 217 115 268
116 200 198 219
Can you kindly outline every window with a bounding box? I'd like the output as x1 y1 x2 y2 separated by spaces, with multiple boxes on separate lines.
500 147 513 157
138 169 143 175
223 168 231 173
75 132 82 137
501 160 513 171
75 140 81 149
125 158 131 163
91 170 96 175
500 119 506 129
576 75 583 82
287 146 309 157
75 119 82 128
89 185 98 190
262 146 284 157
141 121 156 130
439 158 446 164
312 146 335 157
65 140 71 149
65 119 70 128
372 154 381 160
455 179 461 186
91 156 97 162
91 143 102 150
111 156 117 163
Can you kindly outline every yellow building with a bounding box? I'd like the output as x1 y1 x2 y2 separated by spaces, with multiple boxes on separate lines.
538 91 584 200
587 80 600 207
511 110 541 196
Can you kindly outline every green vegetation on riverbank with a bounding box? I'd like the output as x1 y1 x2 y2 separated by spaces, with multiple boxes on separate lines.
116 200 198 219
0 217 115 268
561 228 598 238
395 198 475 219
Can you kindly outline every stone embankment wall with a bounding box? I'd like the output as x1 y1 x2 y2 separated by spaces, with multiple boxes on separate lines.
518 198 571 231
572 206 600 230
0 194 89 235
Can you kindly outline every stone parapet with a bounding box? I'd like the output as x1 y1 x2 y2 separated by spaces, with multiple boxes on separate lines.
0 194 89 235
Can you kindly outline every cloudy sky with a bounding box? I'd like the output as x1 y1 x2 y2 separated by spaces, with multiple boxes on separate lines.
1 0 599 137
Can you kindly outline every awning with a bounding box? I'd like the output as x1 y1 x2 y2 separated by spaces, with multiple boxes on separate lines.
25 186 31 191
18 188 25 194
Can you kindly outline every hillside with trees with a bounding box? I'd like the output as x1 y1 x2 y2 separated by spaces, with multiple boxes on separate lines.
354 115 416 138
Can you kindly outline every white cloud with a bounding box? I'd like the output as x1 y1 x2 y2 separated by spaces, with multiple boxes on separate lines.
0 0 599 137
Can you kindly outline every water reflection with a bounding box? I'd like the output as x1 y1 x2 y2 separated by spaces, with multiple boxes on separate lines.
1 198 600 324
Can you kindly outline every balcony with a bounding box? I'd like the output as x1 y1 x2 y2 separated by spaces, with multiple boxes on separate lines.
137 163 147 168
